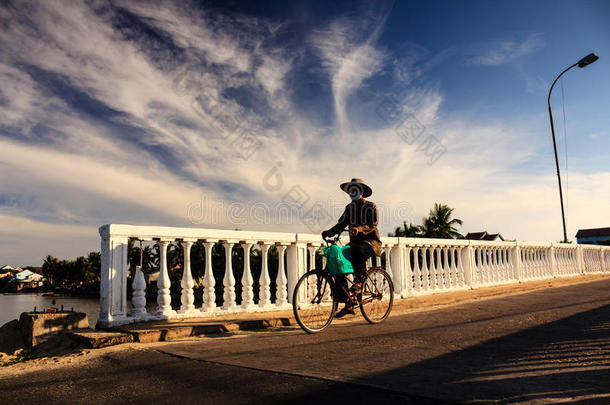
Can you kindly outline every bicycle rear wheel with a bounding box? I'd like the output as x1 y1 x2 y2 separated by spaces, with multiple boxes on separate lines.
360 267 394 324
292 270 337 333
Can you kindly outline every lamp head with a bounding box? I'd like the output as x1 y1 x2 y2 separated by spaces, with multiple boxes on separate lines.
578 53 599 68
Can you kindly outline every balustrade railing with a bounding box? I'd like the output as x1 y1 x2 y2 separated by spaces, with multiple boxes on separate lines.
98 224 610 327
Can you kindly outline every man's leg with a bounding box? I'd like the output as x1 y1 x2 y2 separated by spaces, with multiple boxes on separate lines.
350 242 374 284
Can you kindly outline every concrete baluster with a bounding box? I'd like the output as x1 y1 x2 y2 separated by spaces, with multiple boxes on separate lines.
412 246 421 292
241 242 255 310
403 245 412 294
276 244 288 307
421 247 430 290
259 243 272 307
222 242 237 311
131 264 147 317
201 241 217 313
179 241 196 314
156 240 175 317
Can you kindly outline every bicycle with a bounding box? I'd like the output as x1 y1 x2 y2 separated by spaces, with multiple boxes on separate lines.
292 229 394 333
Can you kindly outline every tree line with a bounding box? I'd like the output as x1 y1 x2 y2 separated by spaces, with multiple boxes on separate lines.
41 252 101 290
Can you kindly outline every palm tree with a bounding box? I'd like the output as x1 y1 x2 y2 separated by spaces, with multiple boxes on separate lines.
419 203 463 239
388 221 421 237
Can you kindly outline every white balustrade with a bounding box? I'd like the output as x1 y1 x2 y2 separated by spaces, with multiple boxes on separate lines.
97 224 610 327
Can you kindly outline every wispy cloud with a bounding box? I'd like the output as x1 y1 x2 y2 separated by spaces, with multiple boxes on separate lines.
467 33 545 66
0 2 608 264
309 9 389 135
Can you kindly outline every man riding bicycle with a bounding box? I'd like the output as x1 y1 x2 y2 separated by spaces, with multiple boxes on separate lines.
321 178 381 318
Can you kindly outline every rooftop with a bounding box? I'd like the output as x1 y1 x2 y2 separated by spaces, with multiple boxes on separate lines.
575 227 610 239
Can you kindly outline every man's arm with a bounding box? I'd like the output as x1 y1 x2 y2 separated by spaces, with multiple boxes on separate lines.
323 206 349 237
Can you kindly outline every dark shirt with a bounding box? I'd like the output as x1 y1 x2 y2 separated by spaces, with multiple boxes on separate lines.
326 199 382 257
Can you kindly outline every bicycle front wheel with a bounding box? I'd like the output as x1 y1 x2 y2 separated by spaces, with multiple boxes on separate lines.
360 267 394 324
292 270 337 333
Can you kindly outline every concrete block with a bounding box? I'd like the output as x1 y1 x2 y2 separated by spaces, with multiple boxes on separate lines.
19 312 89 347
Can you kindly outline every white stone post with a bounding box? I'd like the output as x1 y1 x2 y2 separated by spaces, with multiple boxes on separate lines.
286 242 307 304
201 241 217 313
98 227 129 327
276 244 288 307
240 242 255 310
222 241 237 311
156 240 176 317
384 245 393 278
461 245 474 288
179 241 196 314
259 243 272 307
577 245 584 274
390 244 404 297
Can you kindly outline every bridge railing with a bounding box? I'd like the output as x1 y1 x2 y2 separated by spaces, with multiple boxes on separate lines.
98 224 610 327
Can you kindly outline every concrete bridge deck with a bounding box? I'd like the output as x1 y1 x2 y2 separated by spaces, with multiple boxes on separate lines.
2 276 610 404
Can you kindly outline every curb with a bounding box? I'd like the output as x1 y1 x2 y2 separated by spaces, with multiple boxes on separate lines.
115 317 293 343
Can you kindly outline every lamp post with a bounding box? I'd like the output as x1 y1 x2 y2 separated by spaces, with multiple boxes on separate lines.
547 52 598 243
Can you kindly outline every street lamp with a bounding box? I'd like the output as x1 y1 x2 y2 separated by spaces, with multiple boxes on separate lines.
547 53 599 243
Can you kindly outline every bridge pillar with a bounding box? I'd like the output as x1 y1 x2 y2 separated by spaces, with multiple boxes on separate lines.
98 228 129 328
390 244 405 297
287 242 307 303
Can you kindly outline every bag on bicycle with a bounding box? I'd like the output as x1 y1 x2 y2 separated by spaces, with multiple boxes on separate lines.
324 245 354 276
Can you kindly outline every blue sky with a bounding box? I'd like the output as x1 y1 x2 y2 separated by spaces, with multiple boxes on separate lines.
0 0 608 265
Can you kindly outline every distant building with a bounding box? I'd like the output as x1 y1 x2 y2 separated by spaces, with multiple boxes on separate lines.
15 269 35 280
575 227 610 245
13 270 44 290
0 265 17 279
464 231 506 241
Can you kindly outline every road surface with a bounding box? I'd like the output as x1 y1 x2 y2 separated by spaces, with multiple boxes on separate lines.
1 278 610 404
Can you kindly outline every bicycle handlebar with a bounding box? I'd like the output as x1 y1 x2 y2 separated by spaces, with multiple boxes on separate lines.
323 228 348 245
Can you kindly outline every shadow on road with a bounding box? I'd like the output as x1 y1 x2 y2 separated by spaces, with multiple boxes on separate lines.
343 303 610 404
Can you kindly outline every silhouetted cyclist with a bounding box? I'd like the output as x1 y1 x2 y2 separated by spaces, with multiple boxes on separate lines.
322 178 381 318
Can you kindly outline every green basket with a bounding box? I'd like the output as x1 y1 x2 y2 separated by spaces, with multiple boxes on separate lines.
324 245 354 276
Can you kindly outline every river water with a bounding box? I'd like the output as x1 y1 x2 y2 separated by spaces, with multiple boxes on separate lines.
0 294 100 328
